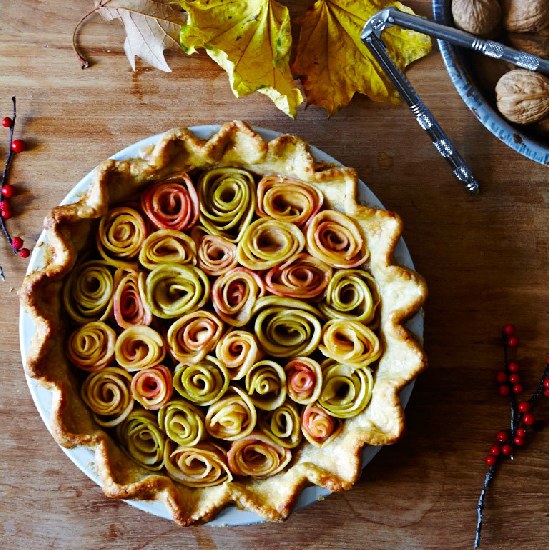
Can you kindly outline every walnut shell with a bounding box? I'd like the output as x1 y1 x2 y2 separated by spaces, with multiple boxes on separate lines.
452 0 501 37
502 0 549 33
508 32 549 58
496 70 549 125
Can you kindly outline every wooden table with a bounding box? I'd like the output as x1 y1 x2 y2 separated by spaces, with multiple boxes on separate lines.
1 1 547 548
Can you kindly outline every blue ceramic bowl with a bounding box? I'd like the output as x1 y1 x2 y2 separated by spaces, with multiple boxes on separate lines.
433 0 549 166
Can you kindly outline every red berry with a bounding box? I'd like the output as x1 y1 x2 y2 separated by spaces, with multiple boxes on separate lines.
1 205 13 219
518 401 531 413
508 362 520 373
502 324 516 336
486 455 497 466
498 384 510 396
490 444 501 456
522 413 535 426
513 436 525 447
496 371 508 384
18 247 30 259
11 236 23 250
10 139 26 153
501 444 513 456
1 184 14 198
516 428 527 438
496 430 508 443
544 389 549 398
509 374 521 385
507 336 519 347
512 384 523 394
544 378 549 389
1 117 13 128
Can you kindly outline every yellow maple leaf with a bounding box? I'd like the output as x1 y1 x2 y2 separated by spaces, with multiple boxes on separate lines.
179 0 303 117
292 0 432 114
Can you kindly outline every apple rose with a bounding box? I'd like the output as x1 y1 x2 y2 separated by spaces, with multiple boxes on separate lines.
67 321 116 372
258 400 302 448
256 175 323 227
140 173 199 231
173 356 229 406
63 260 115 325
205 386 257 441
198 167 256 242
319 319 381 367
117 410 166 471
212 267 265 327
158 399 206 447
319 269 379 323
245 360 287 411
301 404 342 447
114 326 166 372
264 253 333 299
97 206 148 267
195 233 238 276
227 432 291 478
139 229 197 270
318 361 374 418
112 270 152 328
284 357 323 405
81 366 134 427
253 296 322 358
131 365 174 410
164 441 232 487
306 209 369 268
215 330 263 380
144 264 210 319
237 218 305 271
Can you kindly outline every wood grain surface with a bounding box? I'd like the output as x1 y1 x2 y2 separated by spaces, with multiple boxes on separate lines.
0 1 548 549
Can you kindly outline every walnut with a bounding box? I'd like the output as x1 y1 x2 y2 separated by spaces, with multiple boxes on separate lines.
452 0 501 37
495 70 549 125
502 0 549 33
508 32 549 58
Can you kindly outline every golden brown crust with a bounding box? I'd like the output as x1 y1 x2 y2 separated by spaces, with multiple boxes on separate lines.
21 121 427 525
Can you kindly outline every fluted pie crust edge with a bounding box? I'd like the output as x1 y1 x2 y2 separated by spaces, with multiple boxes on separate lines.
20 121 427 525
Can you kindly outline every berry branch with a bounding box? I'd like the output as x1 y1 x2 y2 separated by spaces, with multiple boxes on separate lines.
1 97 30 281
474 324 549 548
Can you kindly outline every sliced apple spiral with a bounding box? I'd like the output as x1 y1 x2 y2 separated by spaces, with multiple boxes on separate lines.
258 401 302 448
167 310 225 364
227 432 291 478
114 326 166 372
318 361 374 418
284 357 323 405
139 229 197 270
237 218 305 271
173 356 229 406
63 260 115 324
205 386 257 441
212 267 265 327
117 410 166 471
196 233 238 276
306 209 369 268
264 253 333 299
158 399 206 447
67 321 116 372
319 269 379 323
301 404 342 447
144 264 210 319
215 330 263 380
97 206 148 267
319 319 381 367
81 366 134 427
256 175 323 227
245 360 287 411
140 173 199 231
164 441 232 487
113 270 152 328
131 365 174 410
253 296 322 358
198 167 256 242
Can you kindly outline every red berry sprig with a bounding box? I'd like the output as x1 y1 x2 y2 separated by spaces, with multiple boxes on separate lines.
475 325 548 548
0 97 30 280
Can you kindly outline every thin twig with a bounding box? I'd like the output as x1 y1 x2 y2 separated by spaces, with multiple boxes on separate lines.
72 1 112 69
0 97 17 257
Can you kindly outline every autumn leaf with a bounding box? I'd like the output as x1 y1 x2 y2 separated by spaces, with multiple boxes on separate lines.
292 0 432 114
97 0 186 72
179 0 303 118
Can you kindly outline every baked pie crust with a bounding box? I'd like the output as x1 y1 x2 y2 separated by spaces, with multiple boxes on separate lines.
21 121 427 525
